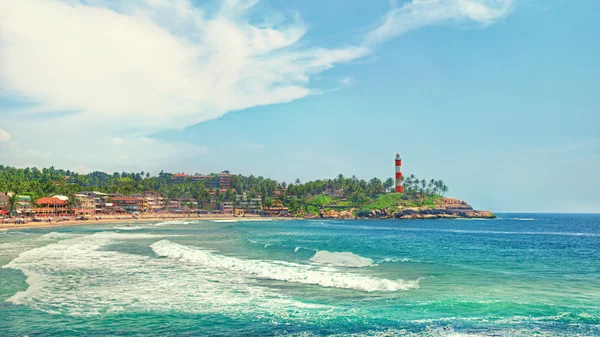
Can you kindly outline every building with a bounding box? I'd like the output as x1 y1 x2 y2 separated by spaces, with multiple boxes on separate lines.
219 202 234 214
171 173 188 182
191 174 220 189
395 153 404 193
144 191 164 213
78 191 111 213
166 200 182 213
0 192 9 211
236 193 262 213
73 194 96 215
219 171 231 190
324 188 346 198
112 197 146 213
261 202 289 216
34 197 69 216
15 195 32 215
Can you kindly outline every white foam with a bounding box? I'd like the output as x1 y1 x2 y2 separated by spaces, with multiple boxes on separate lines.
209 219 238 223
150 220 193 226
310 251 373 268
40 232 78 239
112 226 147 231
380 257 412 263
151 240 420 292
3 232 335 319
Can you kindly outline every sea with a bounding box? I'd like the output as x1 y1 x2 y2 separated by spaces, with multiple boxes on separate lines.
0 214 599 336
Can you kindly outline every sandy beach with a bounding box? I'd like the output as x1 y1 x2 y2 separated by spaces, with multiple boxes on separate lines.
0 214 289 231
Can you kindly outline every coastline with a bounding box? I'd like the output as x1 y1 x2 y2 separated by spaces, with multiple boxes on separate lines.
0 214 292 232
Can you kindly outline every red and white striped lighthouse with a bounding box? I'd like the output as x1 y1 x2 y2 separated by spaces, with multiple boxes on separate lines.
395 153 404 193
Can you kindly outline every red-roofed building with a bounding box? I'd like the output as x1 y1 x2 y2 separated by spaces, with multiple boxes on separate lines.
171 173 188 182
34 197 69 216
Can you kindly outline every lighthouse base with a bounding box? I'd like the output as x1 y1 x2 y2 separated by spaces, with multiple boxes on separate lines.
395 186 404 193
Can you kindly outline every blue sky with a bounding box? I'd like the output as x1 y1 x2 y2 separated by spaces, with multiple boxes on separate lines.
0 0 599 212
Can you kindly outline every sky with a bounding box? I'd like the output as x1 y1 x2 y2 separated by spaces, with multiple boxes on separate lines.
0 0 599 213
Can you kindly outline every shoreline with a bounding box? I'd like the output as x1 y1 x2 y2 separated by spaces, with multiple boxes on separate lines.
0 214 292 232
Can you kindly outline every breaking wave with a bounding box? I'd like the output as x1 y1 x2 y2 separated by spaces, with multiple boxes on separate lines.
310 251 373 268
151 240 420 292
380 257 412 263
151 220 193 226
40 232 78 240
3 232 334 319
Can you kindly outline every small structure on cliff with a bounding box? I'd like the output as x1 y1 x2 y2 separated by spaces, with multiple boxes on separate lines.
395 153 404 193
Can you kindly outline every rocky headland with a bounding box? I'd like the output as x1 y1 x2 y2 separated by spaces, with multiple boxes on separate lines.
314 198 495 220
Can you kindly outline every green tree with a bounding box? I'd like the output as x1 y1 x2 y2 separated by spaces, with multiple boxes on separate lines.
7 193 19 213
67 196 79 215
383 178 394 193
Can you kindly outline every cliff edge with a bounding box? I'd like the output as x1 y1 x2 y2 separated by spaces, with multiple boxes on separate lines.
317 197 495 220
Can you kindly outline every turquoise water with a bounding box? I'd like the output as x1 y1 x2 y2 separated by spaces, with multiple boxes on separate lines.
1 214 599 336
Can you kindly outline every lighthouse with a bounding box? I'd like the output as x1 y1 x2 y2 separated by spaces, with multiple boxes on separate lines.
395 153 404 193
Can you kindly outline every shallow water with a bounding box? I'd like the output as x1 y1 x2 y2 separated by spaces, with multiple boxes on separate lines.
1 214 599 336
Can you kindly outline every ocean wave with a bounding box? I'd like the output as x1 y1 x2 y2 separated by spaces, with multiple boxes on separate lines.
310 251 373 268
379 257 412 263
151 240 420 292
4 232 334 319
39 232 78 240
150 220 193 226
112 226 148 231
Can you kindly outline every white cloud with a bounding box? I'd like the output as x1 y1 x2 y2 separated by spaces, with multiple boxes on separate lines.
340 76 354 85
0 0 515 172
0 0 367 131
364 0 514 45
0 128 10 142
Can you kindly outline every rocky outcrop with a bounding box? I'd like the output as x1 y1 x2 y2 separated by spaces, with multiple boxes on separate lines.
392 198 495 219
319 209 356 219
316 197 495 220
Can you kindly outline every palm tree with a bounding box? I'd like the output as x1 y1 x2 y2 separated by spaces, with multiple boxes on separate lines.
441 184 449 196
67 196 78 216
7 193 19 215
428 179 436 195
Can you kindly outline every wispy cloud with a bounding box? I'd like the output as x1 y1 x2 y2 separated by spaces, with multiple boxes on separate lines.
340 76 355 85
364 0 514 45
0 128 10 142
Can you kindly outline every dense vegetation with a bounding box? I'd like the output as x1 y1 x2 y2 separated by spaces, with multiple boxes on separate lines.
0 165 449 214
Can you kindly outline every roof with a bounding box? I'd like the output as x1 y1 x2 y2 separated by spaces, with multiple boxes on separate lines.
112 197 143 201
36 197 67 205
